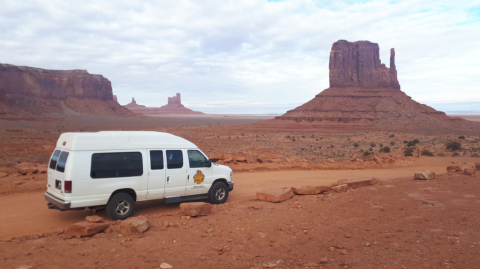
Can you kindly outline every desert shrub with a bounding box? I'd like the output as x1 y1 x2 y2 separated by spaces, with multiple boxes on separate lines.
292 137 296 142
354 142 359 148
286 135 290 138
316 139 319 141
330 145 334 148
311 134 315 138
404 148 414 157
389 134 395 138
471 153 479 157
446 141 461 151
302 135 306 138
452 152 460 157
437 153 445 157
421 149 434 156
407 141 416 147
380 146 391 153
363 151 373 156
380 143 383 147
403 141 408 144
413 139 420 144
370 143 376 147
241 133 245 136
390 141 395 146
458 135 465 139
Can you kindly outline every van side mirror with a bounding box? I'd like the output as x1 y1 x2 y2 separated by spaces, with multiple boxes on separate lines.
206 159 212 167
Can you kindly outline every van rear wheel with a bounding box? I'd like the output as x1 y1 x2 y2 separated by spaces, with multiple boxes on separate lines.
209 182 229 204
106 193 135 220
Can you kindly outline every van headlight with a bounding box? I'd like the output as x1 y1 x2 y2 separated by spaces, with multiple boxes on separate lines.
230 171 233 180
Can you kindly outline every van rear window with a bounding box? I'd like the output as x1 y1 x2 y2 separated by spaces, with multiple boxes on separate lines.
91 152 143 178
56 151 69 173
49 150 61 169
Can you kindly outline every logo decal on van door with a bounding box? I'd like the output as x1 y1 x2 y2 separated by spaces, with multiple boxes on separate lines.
193 170 205 184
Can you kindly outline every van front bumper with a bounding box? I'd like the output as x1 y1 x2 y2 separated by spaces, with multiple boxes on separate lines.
228 182 234 192
45 192 71 210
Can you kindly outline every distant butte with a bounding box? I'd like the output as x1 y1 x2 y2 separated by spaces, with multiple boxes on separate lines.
124 93 203 115
0 63 133 117
272 40 480 133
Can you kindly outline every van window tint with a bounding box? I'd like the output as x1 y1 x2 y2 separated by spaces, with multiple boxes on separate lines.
150 150 164 170
49 150 61 169
188 150 208 168
56 151 69 173
166 150 183 169
91 152 143 178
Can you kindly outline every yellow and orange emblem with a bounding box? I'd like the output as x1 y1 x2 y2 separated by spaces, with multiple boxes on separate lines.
193 170 205 184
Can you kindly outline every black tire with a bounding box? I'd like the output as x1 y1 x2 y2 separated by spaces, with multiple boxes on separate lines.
106 193 135 220
209 182 229 204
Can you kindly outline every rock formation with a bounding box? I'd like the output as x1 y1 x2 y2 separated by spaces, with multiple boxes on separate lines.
0 63 133 116
124 93 203 115
273 40 480 133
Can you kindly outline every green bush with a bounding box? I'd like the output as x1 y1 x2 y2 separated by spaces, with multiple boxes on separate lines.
363 151 373 156
389 134 395 138
407 141 416 147
413 139 420 144
446 141 461 151
354 142 359 148
458 136 465 139
404 148 414 157
370 143 376 147
390 141 395 146
421 149 434 156
380 146 391 153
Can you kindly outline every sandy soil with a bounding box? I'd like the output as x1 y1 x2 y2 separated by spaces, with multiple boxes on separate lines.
0 114 480 268
450 114 480 122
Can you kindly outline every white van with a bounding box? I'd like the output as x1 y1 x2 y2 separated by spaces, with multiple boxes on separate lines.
44 131 234 220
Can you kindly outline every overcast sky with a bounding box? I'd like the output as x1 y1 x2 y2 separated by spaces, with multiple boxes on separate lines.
1 0 479 114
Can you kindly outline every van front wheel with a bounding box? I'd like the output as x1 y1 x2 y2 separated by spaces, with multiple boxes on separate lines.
209 182 229 204
106 193 135 220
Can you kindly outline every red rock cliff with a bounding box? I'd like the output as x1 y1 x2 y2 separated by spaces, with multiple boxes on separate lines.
0 64 113 100
329 40 400 89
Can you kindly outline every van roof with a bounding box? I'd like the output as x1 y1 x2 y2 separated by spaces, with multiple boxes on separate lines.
55 131 197 151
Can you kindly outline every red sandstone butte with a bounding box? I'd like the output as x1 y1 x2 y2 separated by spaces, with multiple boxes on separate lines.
124 93 203 115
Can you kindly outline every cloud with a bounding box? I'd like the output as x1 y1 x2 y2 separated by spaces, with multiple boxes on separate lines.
0 0 479 113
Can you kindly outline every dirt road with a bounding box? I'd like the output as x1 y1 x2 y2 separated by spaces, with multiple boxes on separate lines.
0 157 465 240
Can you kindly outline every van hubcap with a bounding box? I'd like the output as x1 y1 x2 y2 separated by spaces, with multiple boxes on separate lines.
116 200 130 215
215 188 226 200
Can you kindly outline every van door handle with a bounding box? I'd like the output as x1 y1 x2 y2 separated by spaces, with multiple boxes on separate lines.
187 175 189 181
167 176 170 183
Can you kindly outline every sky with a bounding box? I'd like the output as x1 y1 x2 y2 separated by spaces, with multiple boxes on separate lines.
0 0 479 114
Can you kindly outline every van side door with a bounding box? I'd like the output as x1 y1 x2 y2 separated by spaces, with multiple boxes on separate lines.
146 150 166 200
185 150 213 196
164 150 187 198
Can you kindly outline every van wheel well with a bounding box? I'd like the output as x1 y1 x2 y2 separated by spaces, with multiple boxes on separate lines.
212 178 228 187
110 189 137 202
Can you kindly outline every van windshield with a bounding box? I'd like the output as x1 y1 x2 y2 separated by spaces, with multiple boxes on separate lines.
49 150 61 169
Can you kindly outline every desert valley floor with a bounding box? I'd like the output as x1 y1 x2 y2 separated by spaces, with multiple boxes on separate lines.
0 114 479 269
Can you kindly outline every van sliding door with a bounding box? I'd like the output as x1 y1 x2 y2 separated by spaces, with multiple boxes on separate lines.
146 150 167 200
164 150 187 198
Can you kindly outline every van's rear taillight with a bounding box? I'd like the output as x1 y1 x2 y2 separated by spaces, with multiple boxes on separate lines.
64 181 72 193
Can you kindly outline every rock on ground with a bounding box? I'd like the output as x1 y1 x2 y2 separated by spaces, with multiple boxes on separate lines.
447 165 461 173
120 216 150 235
292 186 329 195
65 221 110 238
335 177 377 189
179 202 213 217
414 170 436 180
86 215 105 223
256 188 294 203
160 263 173 268
464 168 476 175
331 184 348 193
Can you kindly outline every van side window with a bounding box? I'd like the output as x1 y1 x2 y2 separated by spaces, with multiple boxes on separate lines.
166 150 183 169
150 150 164 170
49 150 61 169
56 151 69 173
187 150 208 168
91 152 143 178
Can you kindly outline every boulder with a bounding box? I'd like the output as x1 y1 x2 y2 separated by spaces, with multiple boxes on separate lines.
210 154 224 162
414 170 436 180
475 162 480 170
179 202 213 217
447 166 462 173
335 178 377 189
464 168 476 176
85 215 105 223
15 162 38 175
0 172 7 178
120 216 150 236
65 221 109 238
256 188 294 203
331 184 348 193
233 156 247 163
292 186 329 195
